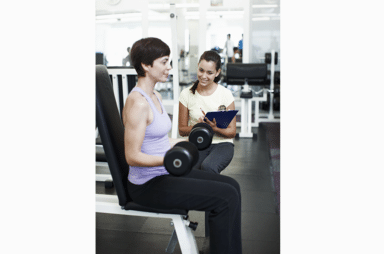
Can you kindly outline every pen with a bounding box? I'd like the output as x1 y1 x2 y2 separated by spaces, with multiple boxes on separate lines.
200 108 207 122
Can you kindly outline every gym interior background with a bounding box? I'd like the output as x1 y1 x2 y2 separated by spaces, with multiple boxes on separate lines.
2 1 383 254
96 0 281 253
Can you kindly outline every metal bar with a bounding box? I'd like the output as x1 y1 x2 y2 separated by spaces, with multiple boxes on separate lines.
170 3 180 139
122 74 128 105
172 216 199 254
268 50 275 119
165 229 178 253
111 74 120 113
95 174 112 182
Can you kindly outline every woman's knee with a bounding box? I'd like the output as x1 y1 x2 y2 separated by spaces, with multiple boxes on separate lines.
201 152 234 174
224 183 241 209
227 177 241 196
200 160 220 174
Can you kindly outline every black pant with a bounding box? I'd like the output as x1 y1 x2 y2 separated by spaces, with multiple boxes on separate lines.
192 142 234 174
128 170 242 254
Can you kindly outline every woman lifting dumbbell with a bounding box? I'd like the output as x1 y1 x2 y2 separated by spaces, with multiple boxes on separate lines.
179 50 236 174
123 37 242 254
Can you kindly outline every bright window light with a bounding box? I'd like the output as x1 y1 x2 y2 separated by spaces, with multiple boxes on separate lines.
252 4 278 8
176 3 199 8
252 17 270 21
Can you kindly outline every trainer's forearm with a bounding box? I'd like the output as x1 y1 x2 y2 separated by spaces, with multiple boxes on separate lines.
178 125 194 137
212 126 236 139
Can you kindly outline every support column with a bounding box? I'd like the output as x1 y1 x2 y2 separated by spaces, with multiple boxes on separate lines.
243 0 251 63
170 3 180 138
141 0 149 38
198 0 208 58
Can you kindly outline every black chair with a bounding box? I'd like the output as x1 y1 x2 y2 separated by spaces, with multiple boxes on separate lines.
95 65 199 254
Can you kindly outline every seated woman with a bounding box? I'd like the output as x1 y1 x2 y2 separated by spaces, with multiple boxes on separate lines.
122 37 242 254
178 50 237 174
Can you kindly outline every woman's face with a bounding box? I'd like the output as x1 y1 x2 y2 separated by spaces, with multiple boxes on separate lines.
145 55 172 82
197 60 220 87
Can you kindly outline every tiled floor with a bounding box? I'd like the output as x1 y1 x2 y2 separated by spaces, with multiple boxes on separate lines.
96 126 280 253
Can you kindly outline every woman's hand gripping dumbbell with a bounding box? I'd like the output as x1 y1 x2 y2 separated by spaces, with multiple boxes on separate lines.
164 123 214 176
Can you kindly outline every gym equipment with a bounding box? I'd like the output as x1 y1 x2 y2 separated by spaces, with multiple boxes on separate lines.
96 65 199 254
104 179 114 188
188 123 213 150
265 52 278 65
226 50 280 135
266 50 278 121
164 141 199 176
226 63 269 138
165 122 214 176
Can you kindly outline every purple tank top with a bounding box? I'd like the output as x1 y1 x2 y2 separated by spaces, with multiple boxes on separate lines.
128 87 171 185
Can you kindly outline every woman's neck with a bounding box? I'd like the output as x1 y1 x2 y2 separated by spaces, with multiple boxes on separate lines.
136 77 156 95
197 82 218 96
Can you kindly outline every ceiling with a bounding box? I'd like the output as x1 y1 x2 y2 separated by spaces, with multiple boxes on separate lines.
95 0 280 21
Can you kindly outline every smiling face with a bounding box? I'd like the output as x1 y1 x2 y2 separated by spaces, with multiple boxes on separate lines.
197 60 221 87
144 55 172 83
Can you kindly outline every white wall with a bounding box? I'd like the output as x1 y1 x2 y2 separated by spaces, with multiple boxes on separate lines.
95 0 280 68
250 0 280 69
95 20 173 66
206 19 244 51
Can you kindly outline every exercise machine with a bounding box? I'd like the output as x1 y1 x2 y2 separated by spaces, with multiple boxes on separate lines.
226 50 280 138
96 65 199 254
226 63 268 138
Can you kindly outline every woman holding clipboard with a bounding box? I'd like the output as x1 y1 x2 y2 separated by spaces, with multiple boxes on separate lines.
179 50 237 174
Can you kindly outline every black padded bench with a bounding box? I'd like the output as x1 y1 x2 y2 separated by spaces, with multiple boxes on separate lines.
95 65 199 254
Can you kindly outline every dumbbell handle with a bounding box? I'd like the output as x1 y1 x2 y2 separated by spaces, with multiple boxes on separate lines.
169 138 188 148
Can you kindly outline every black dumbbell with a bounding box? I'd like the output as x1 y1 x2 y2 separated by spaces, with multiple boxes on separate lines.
164 141 199 176
189 123 214 150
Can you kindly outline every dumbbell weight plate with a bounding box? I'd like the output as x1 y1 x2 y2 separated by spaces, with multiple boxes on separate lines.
192 122 214 134
174 141 199 167
164 141 199 176
189 123 213 150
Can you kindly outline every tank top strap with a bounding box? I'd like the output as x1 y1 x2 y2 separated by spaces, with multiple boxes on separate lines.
131 87 160 114
153 91 166 114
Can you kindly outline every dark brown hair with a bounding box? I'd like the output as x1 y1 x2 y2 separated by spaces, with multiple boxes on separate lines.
190 50 222 94
130 37 170 77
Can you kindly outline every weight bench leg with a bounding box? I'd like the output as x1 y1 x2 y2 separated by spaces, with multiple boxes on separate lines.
165 229 178 253
172 215 199 254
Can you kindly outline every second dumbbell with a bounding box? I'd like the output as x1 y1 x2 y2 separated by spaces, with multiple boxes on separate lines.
188 123 214 150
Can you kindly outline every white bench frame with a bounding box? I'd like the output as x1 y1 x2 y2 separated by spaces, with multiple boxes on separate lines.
96 194 199 254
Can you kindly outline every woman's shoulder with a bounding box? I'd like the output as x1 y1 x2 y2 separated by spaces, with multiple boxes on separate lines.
126 91 149 110
180 85 193 93
180 85 194 97
153 90 163 101
218 84 234 95
123 91 149 124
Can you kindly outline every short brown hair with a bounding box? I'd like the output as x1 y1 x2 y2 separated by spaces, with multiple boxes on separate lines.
130 37 170 77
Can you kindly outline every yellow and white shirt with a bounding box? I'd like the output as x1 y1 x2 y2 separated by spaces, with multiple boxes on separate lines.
179 84 235 144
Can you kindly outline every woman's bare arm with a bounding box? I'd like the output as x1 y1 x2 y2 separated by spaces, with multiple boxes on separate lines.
178 102 194 137
123 93 164 167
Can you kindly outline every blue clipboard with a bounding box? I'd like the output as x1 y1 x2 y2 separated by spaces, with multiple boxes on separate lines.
204 110 239 129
